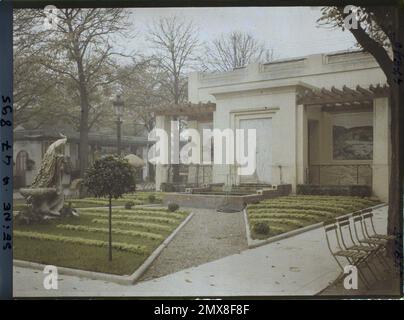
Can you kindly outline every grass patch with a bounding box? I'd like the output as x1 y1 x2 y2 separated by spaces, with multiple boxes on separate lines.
13 192 164 211
247 195 381 240
14 207 189 275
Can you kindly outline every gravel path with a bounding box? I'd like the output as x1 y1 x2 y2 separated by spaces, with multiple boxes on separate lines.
139 208 248 281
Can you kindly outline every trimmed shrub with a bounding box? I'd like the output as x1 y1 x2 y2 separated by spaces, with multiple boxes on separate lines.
167 203 179 212
253 222 270 235
148 194 156 203
125 201 135 210
161 183 175 192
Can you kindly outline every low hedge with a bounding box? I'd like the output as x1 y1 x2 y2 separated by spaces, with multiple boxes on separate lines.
80 211 179 224
92 218 171 231
296 184 372 197
80 208 187 220
14 230 147 254
56 224 163 240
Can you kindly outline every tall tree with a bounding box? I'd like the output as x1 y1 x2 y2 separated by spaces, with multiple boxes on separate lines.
201 31 274 72
35 8 131 177
147 16 199 105
319 6 404 263
13 9 59 128
147 16 199 182
117 57 169 133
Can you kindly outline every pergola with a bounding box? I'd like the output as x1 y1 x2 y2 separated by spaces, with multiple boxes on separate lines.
152 102 216 122
152 102 216 190
295 83 390 201
297 84 390 111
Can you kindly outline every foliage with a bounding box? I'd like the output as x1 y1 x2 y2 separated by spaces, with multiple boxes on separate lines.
83 156 136 199
14 230 146 254
252 222 270 235
125 201 135 210
56 224 163 240
248 195 380 239
14 207 189 274
167 203 180 212
148 194 156 203
81 207 187 219
92 218 172 231
81 211 179 224
297 184 371 197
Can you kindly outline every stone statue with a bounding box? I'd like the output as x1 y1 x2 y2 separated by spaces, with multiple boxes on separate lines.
19 136 77 222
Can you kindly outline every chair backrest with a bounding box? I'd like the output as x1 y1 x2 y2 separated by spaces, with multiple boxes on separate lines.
336 216 357 249
361 210 377 237
352 213 368 241
323 219 343 254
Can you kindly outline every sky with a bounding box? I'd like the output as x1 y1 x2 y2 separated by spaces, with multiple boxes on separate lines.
120 6 358 64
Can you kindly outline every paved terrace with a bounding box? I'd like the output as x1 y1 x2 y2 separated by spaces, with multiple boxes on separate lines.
13 206 388 297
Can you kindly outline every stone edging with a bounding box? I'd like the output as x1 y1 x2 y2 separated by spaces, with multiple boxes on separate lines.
14 211 195 285
243 203 387 249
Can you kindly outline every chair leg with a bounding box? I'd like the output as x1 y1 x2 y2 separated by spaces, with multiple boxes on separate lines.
366 259 382 281
348 257 370 290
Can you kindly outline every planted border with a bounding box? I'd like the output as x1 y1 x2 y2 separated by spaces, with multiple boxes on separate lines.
14 230 147 254
92 218 172 231
56 224 164 240
247 195 382 240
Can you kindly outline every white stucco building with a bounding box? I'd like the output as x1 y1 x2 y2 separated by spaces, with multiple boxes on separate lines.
154 50 390 201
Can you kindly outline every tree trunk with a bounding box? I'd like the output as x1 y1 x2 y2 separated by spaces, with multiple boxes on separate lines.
79 102 89 178
108 195 112 261
74 37 90 178
386 8 404 267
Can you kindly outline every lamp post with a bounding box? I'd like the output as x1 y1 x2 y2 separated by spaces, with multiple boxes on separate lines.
112 94 124 156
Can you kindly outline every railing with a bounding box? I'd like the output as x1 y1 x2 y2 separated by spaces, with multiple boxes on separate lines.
307 164 372 186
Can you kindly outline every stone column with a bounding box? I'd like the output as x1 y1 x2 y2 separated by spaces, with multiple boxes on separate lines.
186 120 198 184
142 145 148 181
372 97 390 202
296 104 308 186
155 115 171 191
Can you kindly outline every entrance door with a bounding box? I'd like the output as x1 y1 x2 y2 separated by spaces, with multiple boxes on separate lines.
239 118 272 184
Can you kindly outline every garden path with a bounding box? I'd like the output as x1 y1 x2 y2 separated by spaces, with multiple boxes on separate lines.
139 208 248 281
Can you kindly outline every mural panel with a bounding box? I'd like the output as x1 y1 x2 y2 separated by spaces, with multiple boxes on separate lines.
332 112 373 160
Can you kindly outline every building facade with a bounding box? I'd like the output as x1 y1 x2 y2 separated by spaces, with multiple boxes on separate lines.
155 50 390 201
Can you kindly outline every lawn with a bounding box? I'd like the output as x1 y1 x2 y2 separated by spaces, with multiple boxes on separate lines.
247 195 381 240
14 206 189 275
13 192 164 211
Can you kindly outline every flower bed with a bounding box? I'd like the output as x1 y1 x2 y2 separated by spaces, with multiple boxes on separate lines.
14 207 189 275
247 195 381 240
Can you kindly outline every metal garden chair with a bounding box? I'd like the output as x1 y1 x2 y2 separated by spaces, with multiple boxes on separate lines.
323 219 371 288
336 215 381 281
361 209 395 242
352 211 393 273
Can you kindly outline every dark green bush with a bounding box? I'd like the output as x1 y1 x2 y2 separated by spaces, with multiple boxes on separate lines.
148 194 156 203
253 222 270 235
161 183 175 192
125 201 135 210
84 156 136 199
167 203 179 212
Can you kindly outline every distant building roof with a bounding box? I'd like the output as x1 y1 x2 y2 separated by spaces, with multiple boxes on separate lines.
14 127 152 147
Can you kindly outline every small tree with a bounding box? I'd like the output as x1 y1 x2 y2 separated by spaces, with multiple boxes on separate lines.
83 155 136 261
